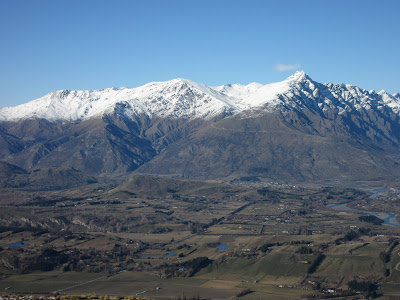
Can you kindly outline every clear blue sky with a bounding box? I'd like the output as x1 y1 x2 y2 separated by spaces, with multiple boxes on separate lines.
0 0 399 107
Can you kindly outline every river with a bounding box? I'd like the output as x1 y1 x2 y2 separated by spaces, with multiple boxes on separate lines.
328 202 400 227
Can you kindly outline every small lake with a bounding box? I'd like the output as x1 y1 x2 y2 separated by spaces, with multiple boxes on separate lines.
216 244 230 250
6 242 28 247
328 203 400 227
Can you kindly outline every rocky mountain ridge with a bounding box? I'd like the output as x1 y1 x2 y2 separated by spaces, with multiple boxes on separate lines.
1 71 399 122
1 72 400 182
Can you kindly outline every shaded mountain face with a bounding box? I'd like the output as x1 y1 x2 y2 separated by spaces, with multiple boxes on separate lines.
0 161 97 189
138 111 400 181
0 72 399 182
0 116 156 174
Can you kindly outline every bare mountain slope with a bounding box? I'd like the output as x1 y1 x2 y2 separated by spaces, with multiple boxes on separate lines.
1 72 399 182
138 111 400 181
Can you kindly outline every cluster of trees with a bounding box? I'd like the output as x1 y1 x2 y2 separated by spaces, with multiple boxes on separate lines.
1 242 148 274
335 227 373 245
290 240 313 245
259 240 313 253
379 238 399 265
259 242 283 252
0 225 49 235
235 288 252 297
348 280 378 298
150 226 172 234
89 200 122 205
307 253 325 274
158 257 212 278
21 196 85 207
358 215 384 225
296 246 313 254
29 248 69 271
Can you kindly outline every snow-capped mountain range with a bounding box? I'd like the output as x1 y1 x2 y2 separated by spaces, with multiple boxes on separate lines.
1 71 399 122
2 71 400 183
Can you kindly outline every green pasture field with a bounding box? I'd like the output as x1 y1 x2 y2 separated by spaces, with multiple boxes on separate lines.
198 252 311 280
0 271 103 294
51 271 237 299
236 282 310 299
316 255 386 286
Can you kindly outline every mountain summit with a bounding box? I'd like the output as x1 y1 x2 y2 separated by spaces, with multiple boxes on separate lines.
1 72 400 182
3 71 398 123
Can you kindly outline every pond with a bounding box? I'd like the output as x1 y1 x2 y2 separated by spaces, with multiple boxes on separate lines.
6 242 28 247
216 244 230 250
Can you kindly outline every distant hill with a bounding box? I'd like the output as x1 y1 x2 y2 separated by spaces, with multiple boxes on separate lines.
111 174 241 198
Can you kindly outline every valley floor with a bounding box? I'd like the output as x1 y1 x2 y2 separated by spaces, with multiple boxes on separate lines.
1 175 400 299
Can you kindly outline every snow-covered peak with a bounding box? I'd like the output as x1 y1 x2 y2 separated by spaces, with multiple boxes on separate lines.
286 70 309 82
235 71 315 109
0 78 240 122
1 72 399 122
375 89 400 114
